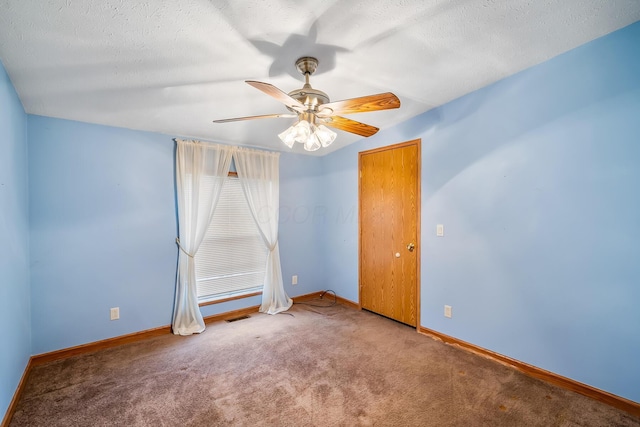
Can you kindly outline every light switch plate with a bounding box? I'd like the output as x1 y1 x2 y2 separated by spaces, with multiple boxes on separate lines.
436 224 444 237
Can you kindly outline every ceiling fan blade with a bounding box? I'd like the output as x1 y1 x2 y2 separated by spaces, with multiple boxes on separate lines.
213 113 297 123
322 116 379 137
245 80 305 111
318 92 400 116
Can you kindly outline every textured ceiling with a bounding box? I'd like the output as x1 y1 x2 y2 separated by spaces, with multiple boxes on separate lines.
1 1 639 155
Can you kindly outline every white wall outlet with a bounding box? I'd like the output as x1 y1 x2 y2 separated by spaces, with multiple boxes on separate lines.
110 307 120 320
292 275 298 285
444 305 452 318
436 224 444 237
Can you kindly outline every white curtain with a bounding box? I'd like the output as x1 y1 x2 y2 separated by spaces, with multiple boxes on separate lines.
173 139 233 335
234 147 292 314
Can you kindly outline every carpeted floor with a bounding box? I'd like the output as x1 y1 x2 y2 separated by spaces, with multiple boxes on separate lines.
10 301 640 426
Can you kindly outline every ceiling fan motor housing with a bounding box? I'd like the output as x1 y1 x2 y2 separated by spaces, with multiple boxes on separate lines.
288 87 330 110
287 56 330 112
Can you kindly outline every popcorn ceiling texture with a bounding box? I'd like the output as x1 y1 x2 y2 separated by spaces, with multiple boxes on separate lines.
0 0 639 155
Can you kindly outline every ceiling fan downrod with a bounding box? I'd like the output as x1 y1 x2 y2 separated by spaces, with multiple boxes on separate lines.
290 57 329 110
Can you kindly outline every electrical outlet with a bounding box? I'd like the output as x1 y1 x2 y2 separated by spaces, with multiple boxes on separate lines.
444 305 452 318
292 275 298 285
110 307 120 320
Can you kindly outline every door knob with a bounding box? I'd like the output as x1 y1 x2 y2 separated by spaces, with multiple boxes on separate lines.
407 242 415 252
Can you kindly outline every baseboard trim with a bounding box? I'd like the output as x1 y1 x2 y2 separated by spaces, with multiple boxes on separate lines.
31 291 354 366
418 326 640 417
1 357 33 427
31 325 172 366
294 290 360 310
292 291 322 301
331 293 360 310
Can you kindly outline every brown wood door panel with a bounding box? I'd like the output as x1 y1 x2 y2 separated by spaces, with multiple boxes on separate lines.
359 140 420 327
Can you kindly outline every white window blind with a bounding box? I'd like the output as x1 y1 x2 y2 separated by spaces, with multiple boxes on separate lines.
195 176 268 301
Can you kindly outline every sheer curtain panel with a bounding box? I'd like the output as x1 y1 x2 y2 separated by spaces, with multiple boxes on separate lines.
234 147 293 314
173 139 233 335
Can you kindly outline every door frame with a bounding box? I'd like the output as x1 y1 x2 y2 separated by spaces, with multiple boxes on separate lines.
358 138 421 330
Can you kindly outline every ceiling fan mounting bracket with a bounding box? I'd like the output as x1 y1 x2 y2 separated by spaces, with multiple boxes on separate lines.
295 57 319 76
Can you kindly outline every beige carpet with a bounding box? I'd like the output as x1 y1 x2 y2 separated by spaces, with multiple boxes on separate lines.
10 301 640 426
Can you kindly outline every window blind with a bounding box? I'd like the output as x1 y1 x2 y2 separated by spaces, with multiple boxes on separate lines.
195 176 268 301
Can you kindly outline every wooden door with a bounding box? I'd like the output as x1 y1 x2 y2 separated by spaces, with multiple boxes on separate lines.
359 139 420 327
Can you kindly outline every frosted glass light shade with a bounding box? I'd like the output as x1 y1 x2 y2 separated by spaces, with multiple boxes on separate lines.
303 133 321 152
279 120 336 151
278 126 297 148
293 120 311 143
315 124 336 148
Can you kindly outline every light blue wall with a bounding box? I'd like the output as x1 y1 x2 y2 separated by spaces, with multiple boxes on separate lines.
421 23 640 402
27 116 326 350
322 21 640 402
321 144 359 302
0 61 30 419
279 152 326 295
28 116 178 354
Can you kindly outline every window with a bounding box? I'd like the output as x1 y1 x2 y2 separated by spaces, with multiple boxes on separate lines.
195 175 268 303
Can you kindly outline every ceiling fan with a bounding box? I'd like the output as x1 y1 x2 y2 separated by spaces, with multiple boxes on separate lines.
213 57 401 151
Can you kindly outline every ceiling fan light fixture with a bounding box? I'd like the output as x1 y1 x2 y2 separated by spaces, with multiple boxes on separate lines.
278 119 311 148
278 125 297 148
315 124 336 148
279 119 334 151
293 119 312 143
303 131 322 152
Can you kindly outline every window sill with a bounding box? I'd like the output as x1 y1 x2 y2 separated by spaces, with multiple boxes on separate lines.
198 291 262 307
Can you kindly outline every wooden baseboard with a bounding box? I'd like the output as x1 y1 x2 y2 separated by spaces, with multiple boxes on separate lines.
331 293 360 310
294 290 360 310
292 291 324 302
1 357 33 427
30 291 352 366
418 326 640 417
31 325 172 366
